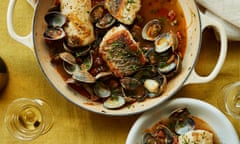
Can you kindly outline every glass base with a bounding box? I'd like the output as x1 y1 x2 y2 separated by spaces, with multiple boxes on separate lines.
218 82 240 119
4 98 54 141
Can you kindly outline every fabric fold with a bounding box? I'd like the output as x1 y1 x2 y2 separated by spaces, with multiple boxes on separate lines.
196 0 240 41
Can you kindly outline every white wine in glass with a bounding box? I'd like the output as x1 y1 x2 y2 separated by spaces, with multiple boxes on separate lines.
5 98 54 141
218 81 240 119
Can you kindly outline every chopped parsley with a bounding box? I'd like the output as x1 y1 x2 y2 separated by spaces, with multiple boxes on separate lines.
127 0 135 3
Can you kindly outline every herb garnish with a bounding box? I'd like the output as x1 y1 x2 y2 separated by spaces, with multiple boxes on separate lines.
127 0 135 3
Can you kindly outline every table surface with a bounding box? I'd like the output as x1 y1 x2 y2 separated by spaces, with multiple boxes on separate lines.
1 0 240 143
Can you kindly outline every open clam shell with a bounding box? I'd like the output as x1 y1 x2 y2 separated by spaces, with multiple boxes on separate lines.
93 82 111 98
142 124 175 144
90 3 116 29
144 74 167 98
103 96 126 109
168 107 195 135
142 19 162 41
43 27 65 41
154 32 178 54
44 11 66 27
158 53 182 78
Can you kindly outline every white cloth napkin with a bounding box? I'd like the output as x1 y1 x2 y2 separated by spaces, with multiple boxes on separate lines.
196 0 240 41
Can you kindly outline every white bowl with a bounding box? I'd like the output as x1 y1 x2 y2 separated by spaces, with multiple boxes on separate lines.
126 98 239 144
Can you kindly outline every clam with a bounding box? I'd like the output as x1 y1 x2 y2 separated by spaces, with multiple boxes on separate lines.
174 117 195 135
44 11 66 28
158 53 182 78
58 51 96 83
78 53 94 71
142 19 162 41
90 3 116 29
93 82 111 98
63 41 91 56
59 52 77 66
143 124 175 144
154 31 178 53
60 51 93 75
89 3 105 23
96 13 116 29
121 85 146 102
169 107 191 122
142 133 158 144
95 71 112 80
120 77 142 91
120 77 147 101
60 52 112 83
168 107 195 135
134 65 158 81
63 61 77 75
43 27 65 41
72 71 96 83
145 49 162 65
72 71 112 84
103 96 126 109
144 74 167 97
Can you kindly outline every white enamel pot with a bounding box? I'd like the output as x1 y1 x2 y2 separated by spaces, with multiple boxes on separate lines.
7 0 227 116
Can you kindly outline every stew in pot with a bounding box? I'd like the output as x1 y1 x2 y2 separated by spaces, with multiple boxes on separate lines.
43 0 187 109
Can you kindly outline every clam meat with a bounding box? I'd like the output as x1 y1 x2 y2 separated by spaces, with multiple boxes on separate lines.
154 32 178 53
144 74 167 97
142 19 162 41
44 27 65 41
158 53 182 78
90 3 116 29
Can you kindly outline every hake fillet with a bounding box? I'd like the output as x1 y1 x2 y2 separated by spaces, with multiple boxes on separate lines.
105 0 141 25
178 130 213 144
59 0 95 47
99 25 146 78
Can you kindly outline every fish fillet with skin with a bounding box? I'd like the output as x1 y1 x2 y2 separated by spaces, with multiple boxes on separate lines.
99 25 146 78
59 0 95 47
105 0 141 25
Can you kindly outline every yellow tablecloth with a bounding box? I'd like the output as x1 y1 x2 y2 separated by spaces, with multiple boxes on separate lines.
0 0 239 143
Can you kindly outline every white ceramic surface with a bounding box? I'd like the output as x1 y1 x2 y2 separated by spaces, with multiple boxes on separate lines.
126 98 239 144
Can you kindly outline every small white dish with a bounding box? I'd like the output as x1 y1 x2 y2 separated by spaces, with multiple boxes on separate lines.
126 98 239 144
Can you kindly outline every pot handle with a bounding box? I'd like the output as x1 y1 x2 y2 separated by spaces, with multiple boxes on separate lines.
7 0 38 50
184 12 227 85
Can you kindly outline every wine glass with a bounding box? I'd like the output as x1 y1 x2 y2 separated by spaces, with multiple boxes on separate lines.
0 57 8 91
4 98 54 141
217 81 240 119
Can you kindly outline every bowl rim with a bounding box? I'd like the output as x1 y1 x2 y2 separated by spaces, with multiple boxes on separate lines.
126 97 240 144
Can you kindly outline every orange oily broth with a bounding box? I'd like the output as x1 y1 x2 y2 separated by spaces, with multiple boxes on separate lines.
53 0 187 77
146 116 220 144
139 0 187 56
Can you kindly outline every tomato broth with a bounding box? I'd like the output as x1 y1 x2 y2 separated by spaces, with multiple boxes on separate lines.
45 0 188 107
145 116 220 143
